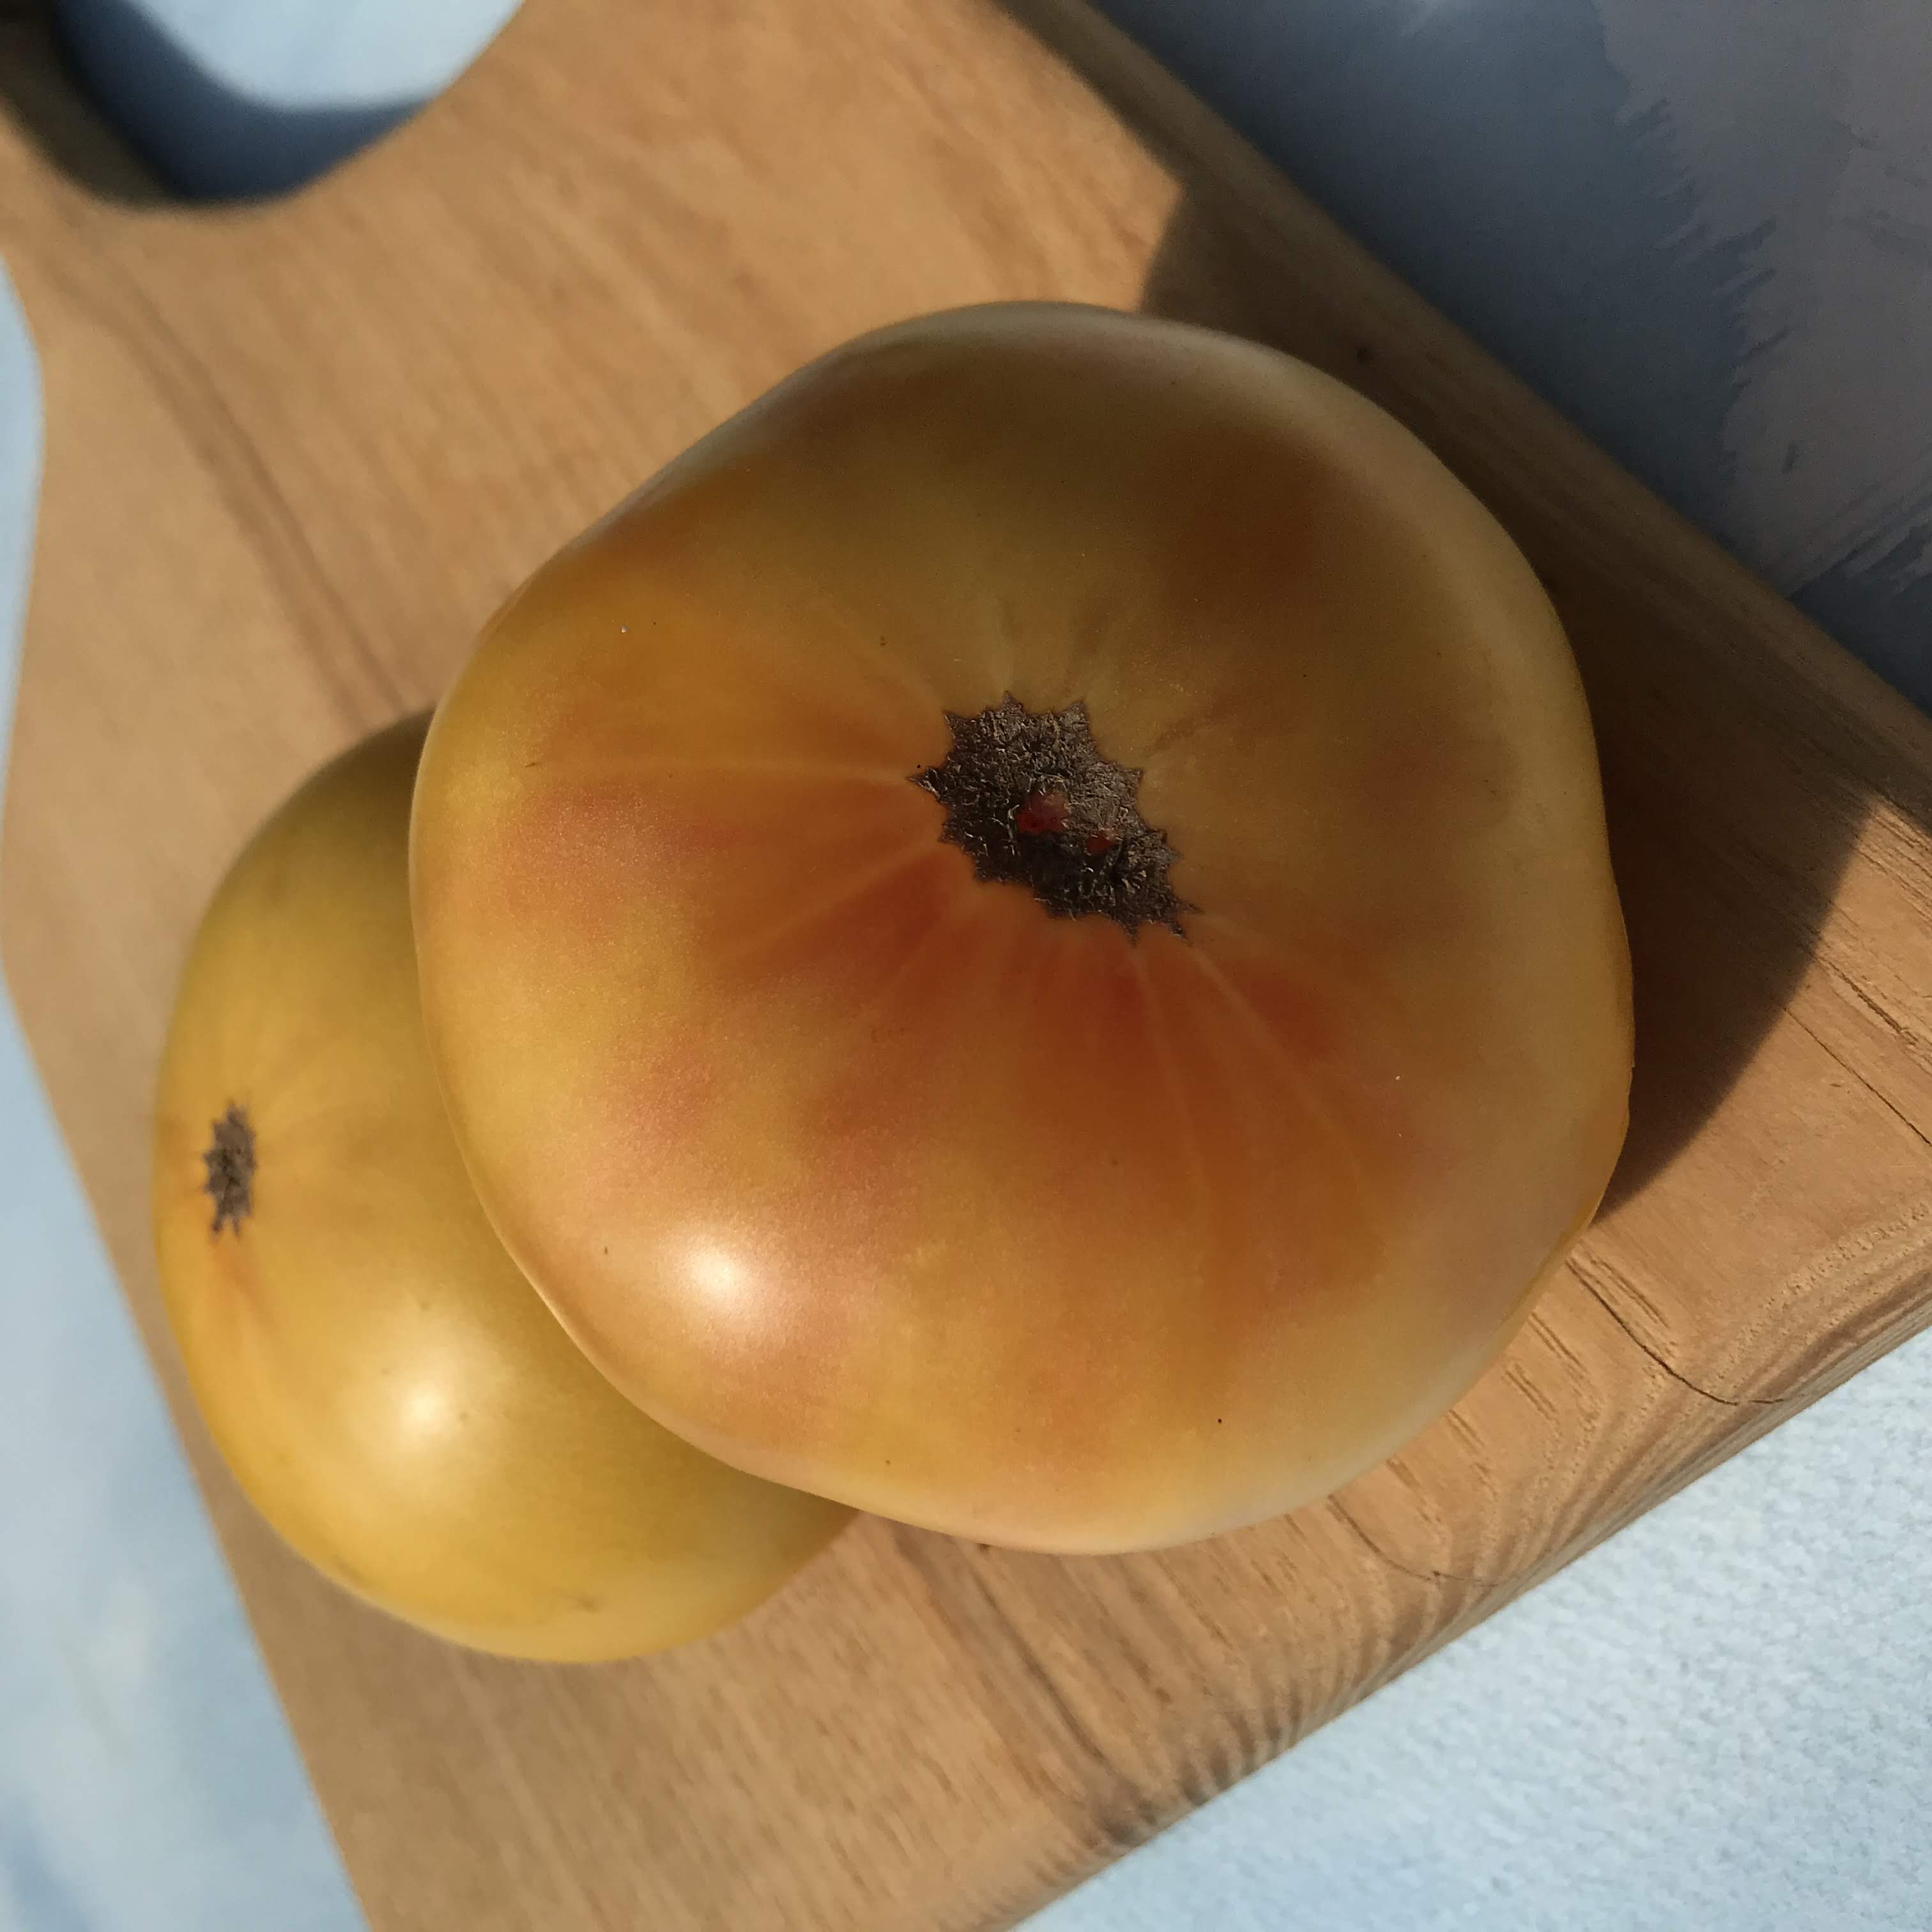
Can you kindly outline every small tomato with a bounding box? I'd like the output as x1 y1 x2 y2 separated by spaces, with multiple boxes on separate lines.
153 717 849 1659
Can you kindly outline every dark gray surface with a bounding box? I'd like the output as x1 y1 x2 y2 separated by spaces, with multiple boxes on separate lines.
1098 0 1932 710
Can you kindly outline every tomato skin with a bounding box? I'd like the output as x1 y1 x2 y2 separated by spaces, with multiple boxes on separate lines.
411 303 1632 1555
153 718 848 1660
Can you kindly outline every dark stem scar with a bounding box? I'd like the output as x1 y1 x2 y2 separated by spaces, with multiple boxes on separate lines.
910 694 1194 937
202 1103 256 1235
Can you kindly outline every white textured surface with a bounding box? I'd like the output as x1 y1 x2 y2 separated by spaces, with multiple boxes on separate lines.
0 1018 365 1932
1032 1331 1932 1929
58 0 523 107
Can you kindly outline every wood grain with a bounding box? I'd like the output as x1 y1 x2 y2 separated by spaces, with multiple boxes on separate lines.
4 2 1931 1927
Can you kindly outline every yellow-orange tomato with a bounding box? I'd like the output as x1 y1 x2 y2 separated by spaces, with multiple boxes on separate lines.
411 303 1632 1555
153 717 848 1659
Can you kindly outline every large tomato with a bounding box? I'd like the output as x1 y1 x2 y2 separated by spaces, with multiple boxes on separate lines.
410 303 1632 1555
153 717 848 1659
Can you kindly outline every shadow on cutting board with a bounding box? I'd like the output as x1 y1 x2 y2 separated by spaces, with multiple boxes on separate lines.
0 0 164 199
1134 194 1862 1217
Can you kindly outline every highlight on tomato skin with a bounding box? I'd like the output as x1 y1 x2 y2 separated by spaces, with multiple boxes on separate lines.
410 300 1634 1556
152 716 852 1661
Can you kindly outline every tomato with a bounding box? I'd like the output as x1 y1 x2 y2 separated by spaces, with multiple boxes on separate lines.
410 303 1632 1554
153 717 849 1659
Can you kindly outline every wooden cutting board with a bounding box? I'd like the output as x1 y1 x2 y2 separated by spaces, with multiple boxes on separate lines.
4 3 1931 1927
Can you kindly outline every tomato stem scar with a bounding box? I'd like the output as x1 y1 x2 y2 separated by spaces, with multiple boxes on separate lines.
1013 786 1070 837
203 1103 257 1234
910 694 1192 937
